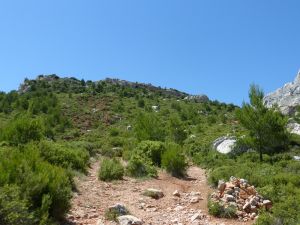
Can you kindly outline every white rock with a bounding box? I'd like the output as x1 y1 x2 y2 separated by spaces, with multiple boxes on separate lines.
287 121 300 135
264 70 300 115
96 219 105 225
190 197 200 204
294 156 300 161
174 205 185 211
213 136 236 154
117 215 143 225
190 213 201 222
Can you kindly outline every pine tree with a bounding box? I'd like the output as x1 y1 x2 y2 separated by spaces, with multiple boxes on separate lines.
236 84 289 161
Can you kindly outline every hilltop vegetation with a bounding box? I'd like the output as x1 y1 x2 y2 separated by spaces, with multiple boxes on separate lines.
0 75 299 225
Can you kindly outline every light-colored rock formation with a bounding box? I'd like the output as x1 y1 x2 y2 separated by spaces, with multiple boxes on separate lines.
213 136 236 154
287 120 300 135
184 95 209 103
264 71 300 115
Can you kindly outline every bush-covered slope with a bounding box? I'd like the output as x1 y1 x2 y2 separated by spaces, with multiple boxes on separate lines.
0 75 299 224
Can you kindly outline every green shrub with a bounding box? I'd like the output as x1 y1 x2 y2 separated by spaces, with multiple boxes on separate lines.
37 140 90 173
99 158 124 181
126 154 157 178
222 205 237 219
168 115 187 145
0 147 72 222
135 112 165 141
137 99 145 108
109 128 120 137
161 143 187 177
3 116 44 145
0 185 35 225
208 199 236 219
104 206 129 221
134 141 165 166
208 200 223 217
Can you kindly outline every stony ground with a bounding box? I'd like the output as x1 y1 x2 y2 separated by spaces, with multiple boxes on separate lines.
64 160 254 225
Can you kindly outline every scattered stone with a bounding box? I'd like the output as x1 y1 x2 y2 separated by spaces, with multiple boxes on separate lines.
173 190 181 197
190 213 201 222
210 177 272 221
224 194 235 202
117 215 143 225
190 197 200 204
174 205 185 211
263 200 273 210
96 219 105 225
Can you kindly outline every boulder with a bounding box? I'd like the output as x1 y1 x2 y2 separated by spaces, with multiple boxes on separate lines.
108 203 128 216
213 136 236 154
142 188 164 199
264 70 300 115
117 215 143 225
294 156 300 161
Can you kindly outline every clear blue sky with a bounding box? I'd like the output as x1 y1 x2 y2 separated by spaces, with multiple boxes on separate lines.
0 0 299 105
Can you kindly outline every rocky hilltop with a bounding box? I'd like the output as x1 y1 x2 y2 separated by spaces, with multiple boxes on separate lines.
264 70 300 115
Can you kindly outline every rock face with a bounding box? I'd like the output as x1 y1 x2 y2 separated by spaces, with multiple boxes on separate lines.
184 95 209 103
264 71 300 115
287 120 300 135
213 136 236 154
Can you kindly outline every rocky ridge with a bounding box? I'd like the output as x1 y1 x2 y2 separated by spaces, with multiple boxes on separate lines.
264 70 300 115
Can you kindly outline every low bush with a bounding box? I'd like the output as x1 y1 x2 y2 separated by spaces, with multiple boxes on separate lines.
37 140 90 173
109 127 120 137
208 199 236 219
161 143 187 177
2 116 44 145
104 206 129 221
99 158 124 181
126 154 157 178
134 140 166 166
208 200 223 217
0 184 35 225
0 147 72 223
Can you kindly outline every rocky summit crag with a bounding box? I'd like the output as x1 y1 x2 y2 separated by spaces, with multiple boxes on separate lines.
264 70 300 115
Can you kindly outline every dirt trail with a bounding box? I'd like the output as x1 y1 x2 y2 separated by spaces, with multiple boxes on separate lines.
65 161 254 225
